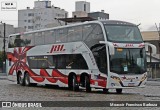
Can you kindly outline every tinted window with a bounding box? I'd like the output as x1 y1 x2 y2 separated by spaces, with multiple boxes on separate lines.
110 48 147 74
27 56 54 69
9 34 34 48
92 44 107 73
8 36 14 48
27 56 37 69
27 54 88 69
13 35 22 47
23 33 34 46
56 55 66 69
83 24 104 49
104 25 143 43
66 54 88 69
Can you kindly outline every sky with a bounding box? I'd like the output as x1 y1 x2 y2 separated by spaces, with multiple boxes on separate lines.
0 0 160 31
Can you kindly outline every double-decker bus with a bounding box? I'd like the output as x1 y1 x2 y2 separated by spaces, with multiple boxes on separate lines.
7 20 156 93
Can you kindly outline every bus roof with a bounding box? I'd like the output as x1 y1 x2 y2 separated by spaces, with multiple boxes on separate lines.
9 20 136 37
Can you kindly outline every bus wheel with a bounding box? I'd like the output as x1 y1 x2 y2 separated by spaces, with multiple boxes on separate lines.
24 73 30 86
116 89 122 94
85 76 91 92
18 73 25 86
103 88 108 93
72 75 79 91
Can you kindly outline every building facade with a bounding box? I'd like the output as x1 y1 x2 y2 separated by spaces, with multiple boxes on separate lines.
72 1 109 21
141 31 160 79
75 1 90 13
18 0 68 31
88 11 109 20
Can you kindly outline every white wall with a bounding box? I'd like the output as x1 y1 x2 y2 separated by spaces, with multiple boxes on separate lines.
75 1 90 13
18 1 68 32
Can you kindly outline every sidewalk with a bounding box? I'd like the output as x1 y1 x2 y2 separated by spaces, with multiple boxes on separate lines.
0 73 7 76
0 73 7 79
147 78 160 82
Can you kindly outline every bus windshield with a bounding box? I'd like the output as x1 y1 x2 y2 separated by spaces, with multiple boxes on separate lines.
104 25 143 43
110 48 147 74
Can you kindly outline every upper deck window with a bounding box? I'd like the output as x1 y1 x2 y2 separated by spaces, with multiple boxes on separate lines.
104 25 143 43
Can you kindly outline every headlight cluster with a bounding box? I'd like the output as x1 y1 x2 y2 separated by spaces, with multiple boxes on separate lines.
140 74 147 82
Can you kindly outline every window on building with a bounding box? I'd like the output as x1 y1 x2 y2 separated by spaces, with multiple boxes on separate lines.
28 26 34 29
28 13 34 16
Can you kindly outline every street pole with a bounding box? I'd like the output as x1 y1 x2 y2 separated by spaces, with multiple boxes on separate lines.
3 23 6 73
0 21 6 73
150 46 152 79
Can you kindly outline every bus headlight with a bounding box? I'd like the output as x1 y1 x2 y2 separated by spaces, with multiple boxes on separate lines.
140 74 147 82
111 76 121 82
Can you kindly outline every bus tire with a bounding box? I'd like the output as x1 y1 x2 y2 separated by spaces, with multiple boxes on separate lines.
72 75 79 91
24 73 30 86
116 89 122 94
30 83 37 86
85 76 91 92
18 72 25 86
103 88 108 93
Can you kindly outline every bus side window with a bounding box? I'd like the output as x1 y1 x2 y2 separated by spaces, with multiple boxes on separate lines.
66 55 74 69
23 33 34 46
56 29 67 43
14 35 22 47
44 31 56 44
92 45 107 74
27 56 37 69
8 36 15 48
56 55 66 69
34 32 44 45
76 54 88 69
67 26 82 42
83 24 104 49
65 54 88 69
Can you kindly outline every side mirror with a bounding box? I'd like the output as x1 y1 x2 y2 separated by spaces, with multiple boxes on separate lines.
144 43 157 56
99 41 115 55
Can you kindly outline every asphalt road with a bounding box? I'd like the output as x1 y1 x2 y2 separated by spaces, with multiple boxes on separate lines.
0 76 160 110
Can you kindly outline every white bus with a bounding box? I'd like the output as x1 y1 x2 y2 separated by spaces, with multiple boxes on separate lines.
7 20 156 93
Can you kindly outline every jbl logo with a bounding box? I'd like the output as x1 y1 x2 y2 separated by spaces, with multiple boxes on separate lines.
125 44 133 47
50 45 65 53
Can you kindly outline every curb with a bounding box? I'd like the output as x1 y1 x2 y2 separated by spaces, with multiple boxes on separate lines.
147 79 160 82
0 73 7 76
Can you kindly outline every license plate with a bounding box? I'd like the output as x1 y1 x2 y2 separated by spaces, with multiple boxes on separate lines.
128 83 135 87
